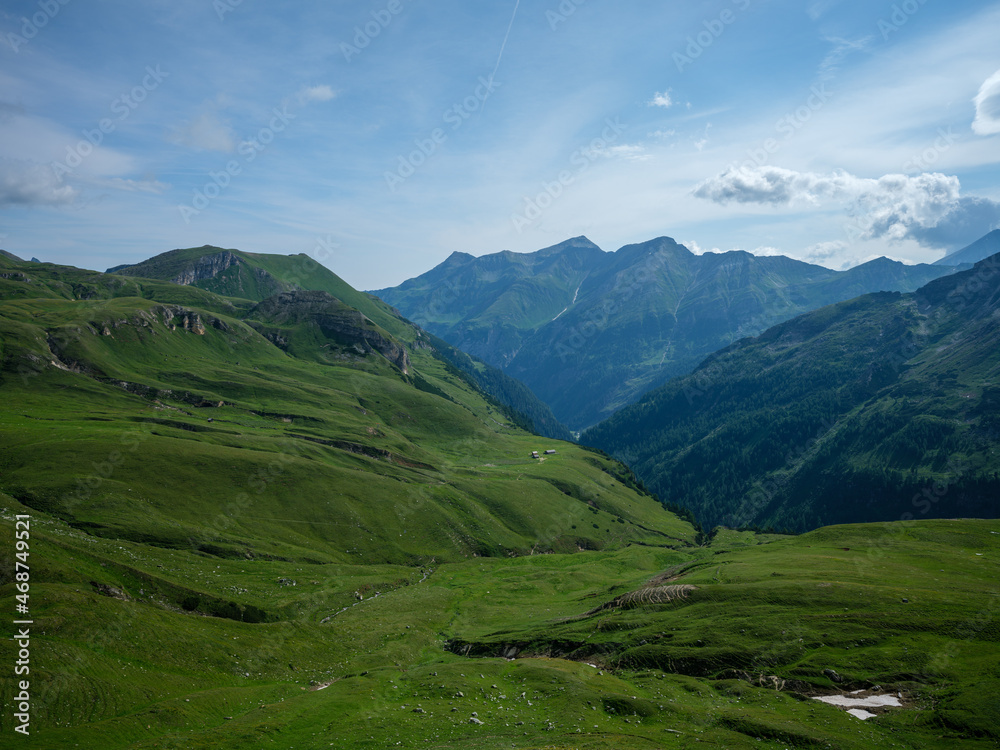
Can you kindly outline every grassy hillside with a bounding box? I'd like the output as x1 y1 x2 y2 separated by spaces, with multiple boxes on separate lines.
1 501 996 748
584 253 1000 533
1 253 996 748
1 256 686 564
107 246 572 440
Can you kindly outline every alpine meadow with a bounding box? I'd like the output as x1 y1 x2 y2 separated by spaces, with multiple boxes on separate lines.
2 2 1000 749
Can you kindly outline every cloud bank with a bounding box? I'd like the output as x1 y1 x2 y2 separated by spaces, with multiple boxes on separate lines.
0 159 78 208
972 69 1000 136
694 165 1000 249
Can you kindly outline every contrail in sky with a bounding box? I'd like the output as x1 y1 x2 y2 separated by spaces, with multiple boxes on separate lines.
480 0 520 118
491 0 521 83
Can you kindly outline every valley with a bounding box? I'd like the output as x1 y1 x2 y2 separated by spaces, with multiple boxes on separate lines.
6 4 999 747
0 245 997 748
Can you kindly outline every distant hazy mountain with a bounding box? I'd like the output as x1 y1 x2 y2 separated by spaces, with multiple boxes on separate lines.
934 229 1000 266
373 236 962 430
584 252 1000 533
109 245 571 440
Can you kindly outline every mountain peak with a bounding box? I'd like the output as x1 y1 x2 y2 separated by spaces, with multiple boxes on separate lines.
534 236 604 257
444 250 475 264
934 229 1000 266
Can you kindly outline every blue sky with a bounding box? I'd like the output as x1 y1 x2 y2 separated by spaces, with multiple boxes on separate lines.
1 0 999 289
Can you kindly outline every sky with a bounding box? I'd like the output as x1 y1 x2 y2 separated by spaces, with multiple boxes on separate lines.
1 0 999 290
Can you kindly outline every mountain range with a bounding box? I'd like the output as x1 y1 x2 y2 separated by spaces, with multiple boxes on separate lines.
2 247 999 748
583 252 1000 533
108 246 572 440
373 236 965 430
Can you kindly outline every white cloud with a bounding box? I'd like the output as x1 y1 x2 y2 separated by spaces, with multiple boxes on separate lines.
817 36 870 82
585 143 650 162
693 165 858 205
807 0 840 21
648 91 673 109
298 85 338 104
750 246 785 257
168 111 235 153
694 165 1000 250
972 69 1000 135
0 158 78 208
683 240 720 255
94 177 169 194
803 240 848 263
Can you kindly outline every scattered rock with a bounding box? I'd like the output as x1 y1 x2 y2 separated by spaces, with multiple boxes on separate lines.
90 582 130 601
823 669 843 683
469 717 484 725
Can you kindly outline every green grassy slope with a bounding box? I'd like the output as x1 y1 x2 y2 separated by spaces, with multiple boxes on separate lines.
1 503 996 748
109 245 414 341
0 259 688 565
584 254 1000 533
1 254 996 749
107 246 572 439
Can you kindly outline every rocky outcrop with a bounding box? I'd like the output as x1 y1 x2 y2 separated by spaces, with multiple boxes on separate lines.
250 291 411 373
157 307 207 334
172 251 241 286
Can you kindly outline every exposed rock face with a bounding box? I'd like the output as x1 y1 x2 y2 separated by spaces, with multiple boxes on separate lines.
172 251 241 286
250 291 411 373
159 307 207 335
